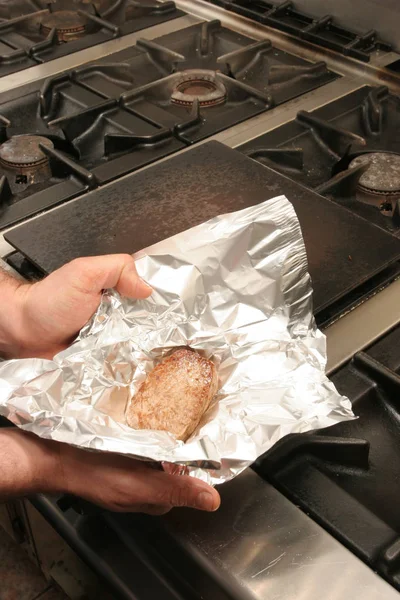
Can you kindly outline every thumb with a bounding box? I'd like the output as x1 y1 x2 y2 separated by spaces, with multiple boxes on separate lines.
60 254 152 299
140 470 221 512
18 254 152 356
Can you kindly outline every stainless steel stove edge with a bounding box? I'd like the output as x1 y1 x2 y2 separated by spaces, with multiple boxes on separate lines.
162 467 400 600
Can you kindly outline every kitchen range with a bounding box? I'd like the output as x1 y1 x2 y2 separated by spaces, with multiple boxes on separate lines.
1 1 400 599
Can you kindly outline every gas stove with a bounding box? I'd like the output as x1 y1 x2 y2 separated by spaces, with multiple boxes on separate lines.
1 2 400 600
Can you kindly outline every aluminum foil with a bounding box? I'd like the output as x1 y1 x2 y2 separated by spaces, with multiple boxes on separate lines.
0 195 354 484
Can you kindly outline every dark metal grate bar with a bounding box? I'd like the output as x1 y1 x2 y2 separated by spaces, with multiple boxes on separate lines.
244 147 304 170
39 73 72 119
361 86 389 136
217 39 272 78
104 128 172 155
296 109 367 159
136 38 185 75
173 98 201 141
29 27 58 58
39 142 98 188
127 0 177 14
0 174 12 208
0 9 49 32
353 352 400 396
77 9 120 36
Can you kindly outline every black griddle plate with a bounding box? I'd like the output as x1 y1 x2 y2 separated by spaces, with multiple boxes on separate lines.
5 141 400 315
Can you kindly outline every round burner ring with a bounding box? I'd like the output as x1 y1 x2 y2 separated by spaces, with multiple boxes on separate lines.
171 70 227 108
40 10 88 43
349 152 400 215
0 135 54 170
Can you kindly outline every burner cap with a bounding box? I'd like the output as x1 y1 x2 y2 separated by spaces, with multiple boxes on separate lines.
171 70 227 108
349 152 400 215
40 10 88 43
0 135 53 170
349 152 400 194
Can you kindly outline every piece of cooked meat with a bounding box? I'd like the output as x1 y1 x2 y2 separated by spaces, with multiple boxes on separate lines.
126 348 218 441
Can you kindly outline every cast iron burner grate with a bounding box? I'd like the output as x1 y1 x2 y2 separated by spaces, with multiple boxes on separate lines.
239 86 400 239
0 19 337 229
0 0 182 75
204 0 391 62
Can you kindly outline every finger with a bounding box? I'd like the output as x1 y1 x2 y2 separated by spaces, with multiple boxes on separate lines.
136 504 172 516
63 255 152 299
130 469 221 512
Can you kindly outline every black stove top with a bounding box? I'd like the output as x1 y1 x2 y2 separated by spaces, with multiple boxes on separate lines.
239 85 400 239
0 20 337 230
0 0 184 76
204 0 391 62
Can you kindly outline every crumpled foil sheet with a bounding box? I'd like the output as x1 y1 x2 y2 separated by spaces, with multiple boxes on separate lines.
0 195 354 484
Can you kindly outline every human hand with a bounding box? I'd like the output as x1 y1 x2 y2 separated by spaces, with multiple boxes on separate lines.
8 254 152 359
0 429 220 514
0 256 220 513
59 442 220 514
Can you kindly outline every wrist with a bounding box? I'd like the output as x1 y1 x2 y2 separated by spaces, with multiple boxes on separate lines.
57 443 89 499
0 429 64 499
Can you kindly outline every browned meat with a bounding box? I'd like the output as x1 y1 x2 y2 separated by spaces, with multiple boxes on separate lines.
126 348 218 441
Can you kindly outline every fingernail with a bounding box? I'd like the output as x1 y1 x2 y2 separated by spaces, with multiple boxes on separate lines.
196 491 218 512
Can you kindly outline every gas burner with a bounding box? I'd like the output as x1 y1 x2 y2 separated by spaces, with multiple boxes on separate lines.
40 10 88 43
170 70 227 108
349 152 400 216
0 135 54 190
